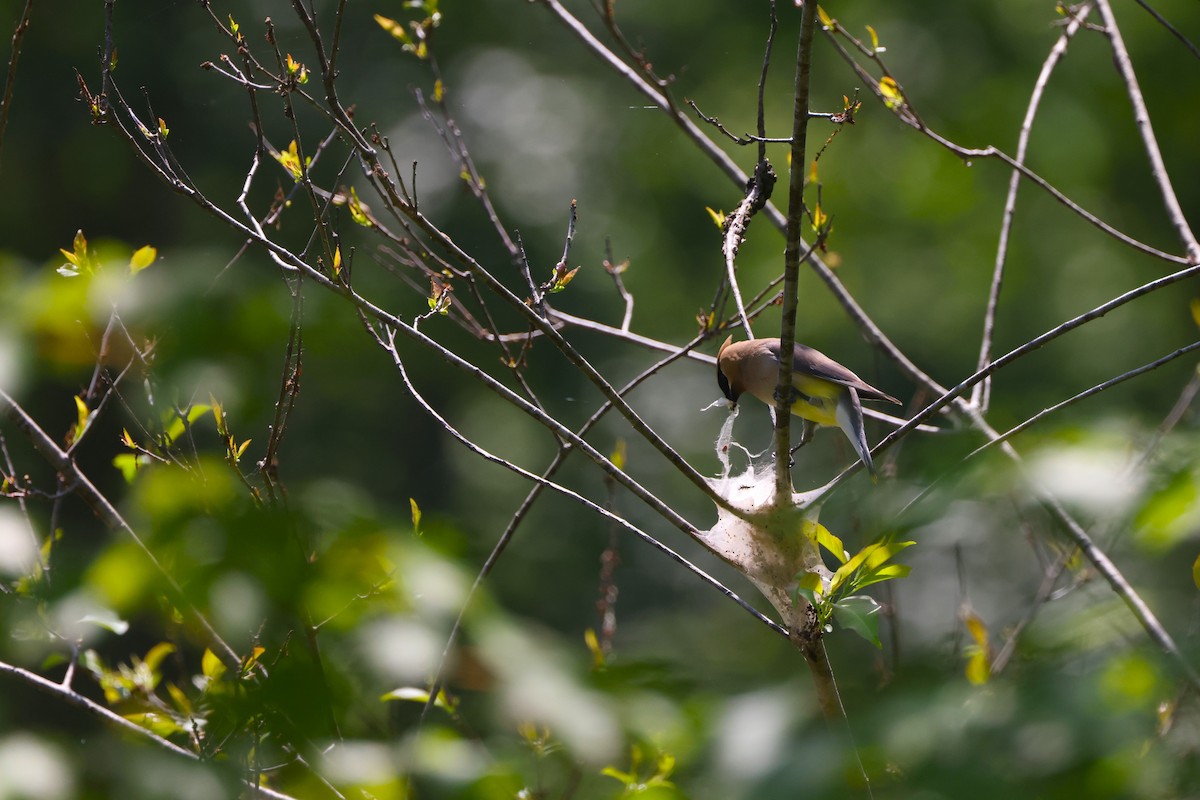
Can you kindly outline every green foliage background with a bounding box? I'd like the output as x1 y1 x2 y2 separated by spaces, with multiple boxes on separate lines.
1 0 1199 798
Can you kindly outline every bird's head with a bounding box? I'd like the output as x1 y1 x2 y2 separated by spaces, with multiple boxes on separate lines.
716 335 740 403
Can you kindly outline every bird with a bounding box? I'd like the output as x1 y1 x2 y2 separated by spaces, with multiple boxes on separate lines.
716 336 901 478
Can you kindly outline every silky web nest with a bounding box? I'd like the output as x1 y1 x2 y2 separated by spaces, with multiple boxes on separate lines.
703 404 832 631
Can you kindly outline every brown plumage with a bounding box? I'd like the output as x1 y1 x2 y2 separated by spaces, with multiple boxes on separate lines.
716 336 900 477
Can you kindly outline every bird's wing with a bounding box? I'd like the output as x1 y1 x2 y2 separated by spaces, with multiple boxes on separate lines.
765 340 901 405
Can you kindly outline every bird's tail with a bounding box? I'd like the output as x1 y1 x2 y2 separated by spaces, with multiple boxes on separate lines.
835 387 877 481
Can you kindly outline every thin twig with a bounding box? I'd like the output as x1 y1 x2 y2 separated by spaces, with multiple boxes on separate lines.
0 0 33 173
973 3 1092 412
0 389 243 672
1094 0 1200 262
0 659 299 800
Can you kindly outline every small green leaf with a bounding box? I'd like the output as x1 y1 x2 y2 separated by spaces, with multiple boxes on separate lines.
163 404 211 446
705 206 726 229
584 628 606 669
73 395 91 437
112 453 140 483
79 612 130 635
346 186 373 227
142 642 176 677
410 497 422 535
129 245 157 274
832 595 882 647
123 712 184 738
381 686 454 711
275 140 306 181
374 14 412 44
610 439 627 472
802 520 846 563
201 648 226 682
865 24 881 52
879 76 904 110
550 265 579 293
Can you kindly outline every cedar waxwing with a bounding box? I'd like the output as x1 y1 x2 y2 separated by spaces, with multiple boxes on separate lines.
716 336 901 478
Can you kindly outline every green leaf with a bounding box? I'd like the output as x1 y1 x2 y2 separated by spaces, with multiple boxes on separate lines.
79 611 129 635
866 24 881 52
71 395 92 442
112 453 141 483
129 245 157 274
802 520 846 563
275 140 307 181
832 595 882 647
610 439 627 472
549 265 580 293
381 686 454 711
201 648 226 682
410 497 422 535
879 76 904 110
142 642 176 677
965 648 991 685
123 712 184 738
163 404 211 446
346 186 373 227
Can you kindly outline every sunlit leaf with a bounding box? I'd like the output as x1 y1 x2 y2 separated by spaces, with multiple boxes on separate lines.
812 202 828 233
879 76 904 110
705 206 726 229
241 646 266 674
201 648 226 682
963 611 991 684
129 245 157 274
143 642 176 678
79 612 129 635
410 497 422 535
166 682 193 716
549 265 580 293
275 140 306 181
123 712 184 738
965 648 990 685
609 439 627 472
157 117 169 138
374 14 413 45
163 404 211 446
285 53 308 84
381 686 454 711
584 627 606 669
817 5 834 29
346 186 372 227
802 520 846 563
866 24 881 52
73 395 91 438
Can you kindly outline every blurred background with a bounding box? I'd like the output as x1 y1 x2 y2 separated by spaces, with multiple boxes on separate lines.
1 0 1199 797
